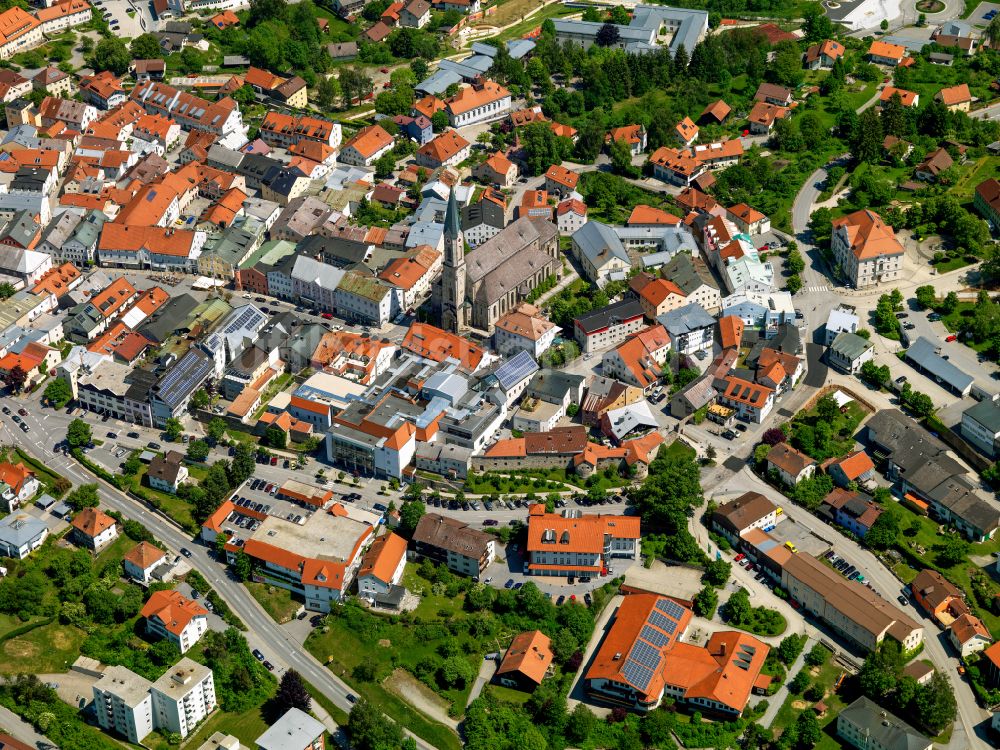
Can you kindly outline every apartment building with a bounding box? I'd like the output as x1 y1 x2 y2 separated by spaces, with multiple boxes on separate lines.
526 505 640 577
150 658 217 739
445 80 511 127
712 492 777 545
601 325 671 392
93 666 155 743
412 513 495 577
356 531 408 599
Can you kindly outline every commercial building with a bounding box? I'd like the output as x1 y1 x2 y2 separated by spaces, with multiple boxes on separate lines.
412 513 495 577
573 299 645 355
712 492 777 544
584 593 768 715
554 5 708 57
525 505 640 577
961 399 1000 457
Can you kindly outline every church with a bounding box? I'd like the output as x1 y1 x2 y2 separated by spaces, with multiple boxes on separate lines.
434 189 561 334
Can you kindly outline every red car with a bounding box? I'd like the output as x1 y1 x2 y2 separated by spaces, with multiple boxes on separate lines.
270 456 278 465
321 312 334 320
734 553 745 562
946 334 958 342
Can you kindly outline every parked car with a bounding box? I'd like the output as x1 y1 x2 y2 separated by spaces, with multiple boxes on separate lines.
945 334 958 342
252 649 265 661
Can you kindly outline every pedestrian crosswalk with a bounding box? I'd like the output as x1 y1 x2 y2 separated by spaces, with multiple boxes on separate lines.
804 285 829 293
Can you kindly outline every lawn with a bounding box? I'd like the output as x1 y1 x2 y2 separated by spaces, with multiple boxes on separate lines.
129 466 197 532
663 439 697 462
489 2 577 42
787 399 870 463
246 582 302 623
770 648 851 748
402 565 464 620
949 155 1000 203
181 705 272 748
94 533 136 568
251 372 294 421
0 622 87 674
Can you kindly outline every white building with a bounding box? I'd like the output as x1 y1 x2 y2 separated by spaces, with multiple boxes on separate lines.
831 209 904 289
335 271 401 326
93 666 155 743
824 307 861 346
445 80 512 127
150 658 217 739
493 303 557 359
962 400 1000 459
356 532 407 599
141 590 209 654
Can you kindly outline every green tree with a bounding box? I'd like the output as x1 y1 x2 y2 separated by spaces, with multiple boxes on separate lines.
44 378 72 408
274 669 311 714
935 537 969 567
693 585 718 617
859 641 902 700
264 425 287 449
777 634 806 665
724 587 751 625
703 559 731 587
207 418 227 443
191 389 210 410
315 76 340 111
788 670 810 694
987 14 1000 47
567 703 597 743
187 440 210 462
787 274 802 294
92 37 131 75
179 47 204 74
864 509 899 550
431 110 449 132
860 360 890 388
595 22 620 47
123 454 142 476
229 442 256 485
66 418 92 449
940 291 959 315
374 152 396 179
440 655 474 687
130 33 162 60
66 483 100 511
913 672 956 733
916 286 936 310
804 643 829 667
164 418 183 441
853 106 884 165
786 243 805 274
233 550 252 581
0 282 14 300
608 137 638 178
794 708 822 748
398 499 425 538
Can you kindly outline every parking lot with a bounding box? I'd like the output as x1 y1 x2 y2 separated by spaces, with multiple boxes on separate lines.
764 514 833 558
93 0 151 36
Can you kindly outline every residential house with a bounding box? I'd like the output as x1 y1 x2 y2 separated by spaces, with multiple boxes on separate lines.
573 299 645 354
712 492 777 544
400 0 431 27
961 399 1000 458
948 613 993 658
754 82 792 106
868 40 907 65
911 568 968 626
494 303 556 358
445 79 511 127
415 129 470 169
556 198 587 235
338 125 393 167
915 147 953 181
804 40 845 69
726 204 770 235
608 123 648 154
718 375 774 423
356 531 408 599
822 488 883 538
544 164 579 198
826 450 877 489
149 658 216 738
974 178 1000 229
766 442 816 486
572 221 630 287
526 505 640 577
638 277 687 319
747 101 789 135
659 302 715 355
141 589 208 653
827 331 874 374
838 698 931 750
936 83 971 112
601 325 671 392
147 451 188 494
473 151 518 187
71 507 118 550
496 630 552 691
255 708 326 750
0 461 37 512
0 512 47 558
879 86 918 108
123 541 168 585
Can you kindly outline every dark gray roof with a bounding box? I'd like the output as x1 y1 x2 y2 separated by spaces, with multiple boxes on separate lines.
574 299 644 335
152 348 213 409
461 199 505 232
659 302 715 337
838 697 929 750
299 234 370 268
905 336 974 394
139 294 200 344
527 368 584 403
660 252 718 296
963 399 1000 434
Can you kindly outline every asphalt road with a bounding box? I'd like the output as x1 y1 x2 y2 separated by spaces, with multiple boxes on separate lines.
0 400 439 750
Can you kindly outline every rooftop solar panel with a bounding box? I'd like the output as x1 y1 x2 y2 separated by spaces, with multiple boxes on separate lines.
629 640 660 670
656 598 686 620
648 610 676 635
639 624 670 648
494 350 538 391
622 659 654 691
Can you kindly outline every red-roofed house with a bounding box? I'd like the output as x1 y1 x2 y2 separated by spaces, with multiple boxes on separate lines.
949 613 992 658
473 151 518 188
71 507 118 550
638 278 687 319
556 198 587 234
543 164 578 197
607 124 648 155
141 589 208 652
0 461 37 512
356 531 407 598
601 326 672 392
123 541 167 585
826 450 876 489
496 630 553 690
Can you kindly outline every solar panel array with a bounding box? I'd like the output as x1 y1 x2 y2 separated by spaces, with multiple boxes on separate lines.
224 305 266 336
621 659 655 691
629 640 660 669
648 610 677 635
156 350 213 407
639 624 669 648
494 350 538 392
656 598 686 620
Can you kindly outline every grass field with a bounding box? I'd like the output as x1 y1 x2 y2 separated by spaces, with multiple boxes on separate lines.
181 705 272 748
246 583 301 623
0 622 87 674
770 650 851 749
488 2 576 41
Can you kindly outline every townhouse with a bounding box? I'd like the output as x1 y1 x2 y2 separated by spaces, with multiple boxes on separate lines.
130 81 247 146
97 225 206 272
766 442 816 486
601 325 671 392
718 375 774 423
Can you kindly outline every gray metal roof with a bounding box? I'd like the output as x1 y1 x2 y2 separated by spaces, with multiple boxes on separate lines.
0 513 46 548
905 336 974 394
659 302 715 337
838 697 930 750
555 4 707 55
416 68 463 95
506 39 535 59
572 221 629 268
256 708 325 750
829 331 873 361
963 398 1000 434
603 400 658 441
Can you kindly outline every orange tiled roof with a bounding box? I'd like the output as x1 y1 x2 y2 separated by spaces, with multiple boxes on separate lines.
358 532 407 584
627 205 680 226
417 129 469 163
497 630 552 685
609 123 646 145
402 322 484 370
950 613 991 645
639 278 685 307
0 462 32 494
544 163 578 188
937 83 971 106
124 540 166 570
869 40 906 60
831 450 875 481
99 225 198 257
527 507 640 555
344 124 393 159
880 87 918 106
701 100 731 122
71 507 115 538
32 262 79 297
723 375 773 408
832 209 904 261
445 80 510 116
140 589 208 636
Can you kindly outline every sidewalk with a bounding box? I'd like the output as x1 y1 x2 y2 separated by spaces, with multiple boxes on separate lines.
759 637 815 728
0 703 57 749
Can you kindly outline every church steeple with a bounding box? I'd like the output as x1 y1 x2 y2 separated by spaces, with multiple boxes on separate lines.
439 187 466 332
